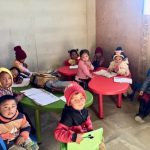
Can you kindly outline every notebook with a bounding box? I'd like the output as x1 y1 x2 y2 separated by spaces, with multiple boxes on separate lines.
21 88 59 106
67 128 103 150
94 69 117 78
69 65 78 69
114 77 132 84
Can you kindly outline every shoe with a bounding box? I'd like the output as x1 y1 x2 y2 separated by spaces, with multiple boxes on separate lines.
135 116 145 123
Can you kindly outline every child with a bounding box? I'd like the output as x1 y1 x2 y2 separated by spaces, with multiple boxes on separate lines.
92 47 105 70
0 67 23 101
13 45 32 77
113 47 129 64
10 67 23 84
0 67 14 97
54 82 105 150
135 75 150 123
75 49 94 89
64 49 80 66
0 95 39 150
108 52 130 76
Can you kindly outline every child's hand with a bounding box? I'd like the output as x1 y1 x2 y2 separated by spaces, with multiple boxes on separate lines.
16 136 25 146
139 91 144 96
107 68 112 73
15 93 24 102
76 134 83 144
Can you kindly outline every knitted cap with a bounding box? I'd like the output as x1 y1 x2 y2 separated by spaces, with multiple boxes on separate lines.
64 82 86 106
95 47 103 55
14 45 27 60
0 67 13 87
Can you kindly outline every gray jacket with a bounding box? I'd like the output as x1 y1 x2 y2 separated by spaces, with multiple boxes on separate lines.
140 76 150 94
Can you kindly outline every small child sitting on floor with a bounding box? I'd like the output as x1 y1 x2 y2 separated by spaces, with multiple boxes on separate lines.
64 49 80 66
13 45 32 77
135 75 150 123
0 95 39 150
54 82 105 150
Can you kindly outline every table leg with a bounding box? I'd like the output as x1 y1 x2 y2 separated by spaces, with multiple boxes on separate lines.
117 94 122 108
98 94 104 119
35 109 42 143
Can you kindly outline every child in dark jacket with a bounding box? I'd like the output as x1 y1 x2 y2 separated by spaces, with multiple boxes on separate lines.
135 75 150 123
92 47 104 70
54 82 105 149
0 95 39 150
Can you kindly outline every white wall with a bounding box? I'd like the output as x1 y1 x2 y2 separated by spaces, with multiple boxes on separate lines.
0 0 95 72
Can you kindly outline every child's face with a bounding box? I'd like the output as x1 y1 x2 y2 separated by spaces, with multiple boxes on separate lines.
0 100 17 118
95 52 102 58
114 56 123 64
81 53 89 62
70 93 86 110
11 69 19 79
0 72 12 89
70 52 78 60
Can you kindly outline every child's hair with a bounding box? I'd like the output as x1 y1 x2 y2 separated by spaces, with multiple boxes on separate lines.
0 95 16 105
14 45 27 60
68 49 79 56
80 49 89 57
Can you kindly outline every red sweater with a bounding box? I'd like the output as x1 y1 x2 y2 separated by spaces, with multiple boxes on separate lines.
54 105 93 143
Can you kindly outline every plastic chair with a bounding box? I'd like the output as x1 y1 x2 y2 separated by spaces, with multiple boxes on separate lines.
131 68 150 100
0 137 7 150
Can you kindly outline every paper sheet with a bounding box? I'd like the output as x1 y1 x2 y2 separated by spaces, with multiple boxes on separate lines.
69 65 78 69
94 69 117 78
67 128 103 150
21 88 59 106
59 96 66 102
114 77 132 84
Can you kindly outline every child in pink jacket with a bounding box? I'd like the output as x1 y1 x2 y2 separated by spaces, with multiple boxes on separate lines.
75 49 94 89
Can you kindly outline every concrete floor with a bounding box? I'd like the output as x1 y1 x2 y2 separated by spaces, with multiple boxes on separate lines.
28 94 150 150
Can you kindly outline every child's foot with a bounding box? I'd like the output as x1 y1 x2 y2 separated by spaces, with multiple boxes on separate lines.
135 116 145 123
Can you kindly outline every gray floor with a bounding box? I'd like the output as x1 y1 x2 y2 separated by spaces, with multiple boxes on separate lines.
27 94 150 150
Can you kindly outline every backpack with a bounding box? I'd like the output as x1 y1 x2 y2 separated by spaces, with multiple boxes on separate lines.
30 73 58 88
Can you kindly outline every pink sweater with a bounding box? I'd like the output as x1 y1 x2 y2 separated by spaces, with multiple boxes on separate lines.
76 60 94 80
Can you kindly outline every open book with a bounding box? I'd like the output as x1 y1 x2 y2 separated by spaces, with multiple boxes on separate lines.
67 128 103 150
114 77 132 84
69 65 78 69
94 69 117 78
21 88 59 106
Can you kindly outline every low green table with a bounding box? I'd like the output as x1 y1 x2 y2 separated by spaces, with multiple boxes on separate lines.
13 85 93 143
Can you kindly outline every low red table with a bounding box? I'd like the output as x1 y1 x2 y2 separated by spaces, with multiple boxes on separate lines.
88 75 129 119
58 66 78 80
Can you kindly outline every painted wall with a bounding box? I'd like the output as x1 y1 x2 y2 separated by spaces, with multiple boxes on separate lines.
96 0 150 81
0 0 95 72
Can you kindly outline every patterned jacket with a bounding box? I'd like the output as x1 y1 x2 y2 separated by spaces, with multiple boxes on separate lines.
108 60 130 76
54 105 93 143
0 111 31 148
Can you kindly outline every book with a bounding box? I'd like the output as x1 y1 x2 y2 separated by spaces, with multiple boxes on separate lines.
114 77 132 84
21 88 59 106
69 65 78 69
67 128 103 150
94 69 117 78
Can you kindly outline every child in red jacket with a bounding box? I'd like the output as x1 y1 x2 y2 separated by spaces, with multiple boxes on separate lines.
54 82 105 149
